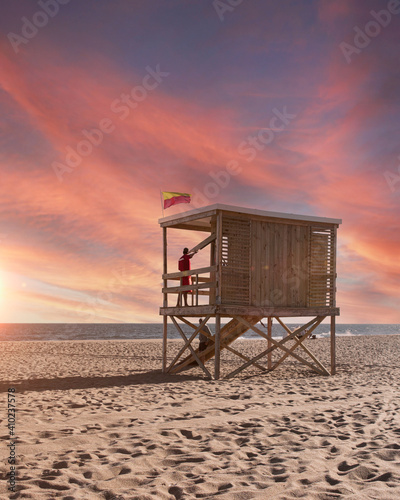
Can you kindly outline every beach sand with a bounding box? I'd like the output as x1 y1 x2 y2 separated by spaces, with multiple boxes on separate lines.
1 335 399 499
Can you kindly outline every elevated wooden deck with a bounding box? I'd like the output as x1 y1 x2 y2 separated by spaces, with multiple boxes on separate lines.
160 305 340 318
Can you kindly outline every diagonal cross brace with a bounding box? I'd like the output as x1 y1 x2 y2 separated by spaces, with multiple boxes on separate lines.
270 316 327 374
225 344 266 372
275 317 329 375
235 316 324 374
178 316 214 342
226 316 327 378
254 316 327 375
171 317 244 373
170 316 263 376
167 314 211 373
170 316 212 379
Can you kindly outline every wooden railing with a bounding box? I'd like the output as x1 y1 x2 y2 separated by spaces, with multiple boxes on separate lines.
162 265 217 306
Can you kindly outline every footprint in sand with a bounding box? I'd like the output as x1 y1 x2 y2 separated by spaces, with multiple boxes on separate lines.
180 429 201 440
34 480 70 491
376 449 400 461
337 460 359 474
325 474 341 486
168 485 184 499
53 460 69 469
114 448 131 455
42 469 62 478
218 482 233 491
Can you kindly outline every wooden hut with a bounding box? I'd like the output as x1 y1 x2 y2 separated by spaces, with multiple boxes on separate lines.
160 204 341 379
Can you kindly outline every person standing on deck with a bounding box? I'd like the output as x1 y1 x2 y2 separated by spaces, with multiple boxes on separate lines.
176 247 197 307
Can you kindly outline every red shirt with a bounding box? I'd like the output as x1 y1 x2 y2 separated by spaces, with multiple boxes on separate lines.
178 254 192 271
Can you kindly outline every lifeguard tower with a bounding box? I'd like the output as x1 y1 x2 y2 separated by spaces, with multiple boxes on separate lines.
160 204 341 379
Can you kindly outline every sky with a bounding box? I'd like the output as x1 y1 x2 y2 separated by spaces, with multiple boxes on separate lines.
0 0 399 324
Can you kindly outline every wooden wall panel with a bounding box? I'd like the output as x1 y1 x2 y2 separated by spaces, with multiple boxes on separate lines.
250 221 309 308
219 215 336 310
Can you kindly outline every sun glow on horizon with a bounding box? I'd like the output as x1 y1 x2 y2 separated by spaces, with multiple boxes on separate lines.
0 270 5 315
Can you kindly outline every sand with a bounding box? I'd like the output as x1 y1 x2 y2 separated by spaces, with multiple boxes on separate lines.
0 335 399 499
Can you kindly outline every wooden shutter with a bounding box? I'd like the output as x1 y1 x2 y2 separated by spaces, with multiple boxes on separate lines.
308 227 335 307
221 218 251 305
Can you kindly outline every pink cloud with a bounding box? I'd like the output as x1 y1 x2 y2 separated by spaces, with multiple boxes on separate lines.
1 25 399 324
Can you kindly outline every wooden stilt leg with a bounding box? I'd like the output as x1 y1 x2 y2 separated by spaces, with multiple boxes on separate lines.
331 315 336 375
215 314 221 380
267 317 272 369
162 315 168 373
162 227 168 372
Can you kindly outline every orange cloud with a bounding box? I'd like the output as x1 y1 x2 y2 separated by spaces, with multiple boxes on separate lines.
1 23 399 324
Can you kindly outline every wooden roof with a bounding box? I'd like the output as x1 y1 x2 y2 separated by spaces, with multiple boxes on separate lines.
159 203 342 230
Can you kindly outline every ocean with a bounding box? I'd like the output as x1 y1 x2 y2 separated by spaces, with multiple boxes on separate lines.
0 323 399 342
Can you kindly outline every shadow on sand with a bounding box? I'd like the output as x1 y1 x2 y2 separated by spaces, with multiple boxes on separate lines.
0 370 207 393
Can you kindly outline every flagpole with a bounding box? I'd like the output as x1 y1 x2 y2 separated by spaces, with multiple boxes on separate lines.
159 190 165 217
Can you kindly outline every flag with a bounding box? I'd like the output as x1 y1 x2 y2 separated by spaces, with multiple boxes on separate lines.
162 192 191 209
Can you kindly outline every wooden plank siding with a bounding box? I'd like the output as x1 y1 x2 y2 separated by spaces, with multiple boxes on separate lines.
214 215 336 310
249 221 309 308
